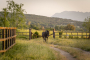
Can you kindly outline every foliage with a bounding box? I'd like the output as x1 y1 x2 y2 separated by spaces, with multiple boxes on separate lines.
65 24 75 30
83 17 90 38
30 24 41 30
46 27 53 31
59 31 63 38
83 17 90 32
25 14 83 29
69 35 73 39
0 0 26 28
32 31 40 38
0 8 9 27
74 36 79 39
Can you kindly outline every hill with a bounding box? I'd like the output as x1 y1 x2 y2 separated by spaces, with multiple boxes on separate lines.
52 11 90 21
25 14 83 28
0 11 83 29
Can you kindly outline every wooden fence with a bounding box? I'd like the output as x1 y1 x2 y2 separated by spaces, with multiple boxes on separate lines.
0 27 16 53
16 28 90 39
53 29 90 39
16 28 32 40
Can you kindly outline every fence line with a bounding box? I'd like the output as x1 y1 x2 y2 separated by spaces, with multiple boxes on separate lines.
53 29 90 39
16 28 90 39
0 27 16 53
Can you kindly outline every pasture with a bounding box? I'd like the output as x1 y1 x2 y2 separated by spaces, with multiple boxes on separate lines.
0 29 90 60
0 38 66 60
48 38 90 60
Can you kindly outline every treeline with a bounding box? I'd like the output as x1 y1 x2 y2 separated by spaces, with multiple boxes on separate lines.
55 24 75 31
25 14 83 29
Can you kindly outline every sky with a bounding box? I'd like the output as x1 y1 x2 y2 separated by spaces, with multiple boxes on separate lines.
0 0 90 17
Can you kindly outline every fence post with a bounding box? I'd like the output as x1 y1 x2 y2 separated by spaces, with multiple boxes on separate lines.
89 32 90 39
2 29 4 50
5 29 8 49
77 32 78 38
29 28 31 40
86 32 87 39
66 32 67 38
53 29 55 38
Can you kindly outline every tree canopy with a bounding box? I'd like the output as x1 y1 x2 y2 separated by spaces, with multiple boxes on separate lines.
0 0 26 28
65 24 75 30
83 17 90 32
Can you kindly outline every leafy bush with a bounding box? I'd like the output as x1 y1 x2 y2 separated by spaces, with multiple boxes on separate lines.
74 36 79 39
59 31 63 38
69 35 73 39
32 31 40 39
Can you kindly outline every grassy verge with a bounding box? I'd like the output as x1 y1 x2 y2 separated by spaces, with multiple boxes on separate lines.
56 46 90 60
0 38 67 60
48 38 90 51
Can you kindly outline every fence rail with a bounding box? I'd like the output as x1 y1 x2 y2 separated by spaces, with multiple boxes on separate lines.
53 29 90 39
16 32 29 36
0 27 16 53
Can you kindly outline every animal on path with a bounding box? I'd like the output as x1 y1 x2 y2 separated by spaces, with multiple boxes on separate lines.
42 30 49 42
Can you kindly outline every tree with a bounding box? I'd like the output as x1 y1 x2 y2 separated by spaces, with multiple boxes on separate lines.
65 24 75 30
83 17 90 38
7 0 26 28
55 25 59 30
0 8 9 27
0 0 26 28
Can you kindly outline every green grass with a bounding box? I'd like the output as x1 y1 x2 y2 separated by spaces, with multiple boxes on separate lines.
0 38 66 60
16 29 90 51
48 38 90 51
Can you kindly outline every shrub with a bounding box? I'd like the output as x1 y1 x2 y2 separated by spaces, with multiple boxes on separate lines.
69 35 73 39
59 31 63 38
74 36 79 39
32 31 40 39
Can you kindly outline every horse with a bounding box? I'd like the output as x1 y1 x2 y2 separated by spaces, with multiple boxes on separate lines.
42 30 49 42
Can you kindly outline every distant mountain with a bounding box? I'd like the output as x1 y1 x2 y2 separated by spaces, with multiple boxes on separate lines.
52 11 90 21
25 14 83 28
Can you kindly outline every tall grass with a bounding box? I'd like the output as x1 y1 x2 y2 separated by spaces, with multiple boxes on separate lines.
48 38 90 51
57 46 90 60
0 38 66 60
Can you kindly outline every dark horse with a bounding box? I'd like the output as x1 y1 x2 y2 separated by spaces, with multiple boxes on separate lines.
42 30 49 42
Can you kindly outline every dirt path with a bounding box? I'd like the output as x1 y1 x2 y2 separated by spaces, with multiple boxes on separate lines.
50 46 77 60
56 45 90 55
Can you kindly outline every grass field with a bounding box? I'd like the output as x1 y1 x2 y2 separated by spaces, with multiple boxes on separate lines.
48 38 90 51
0 29 89 60
0 38 67 60
48 38 90 60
